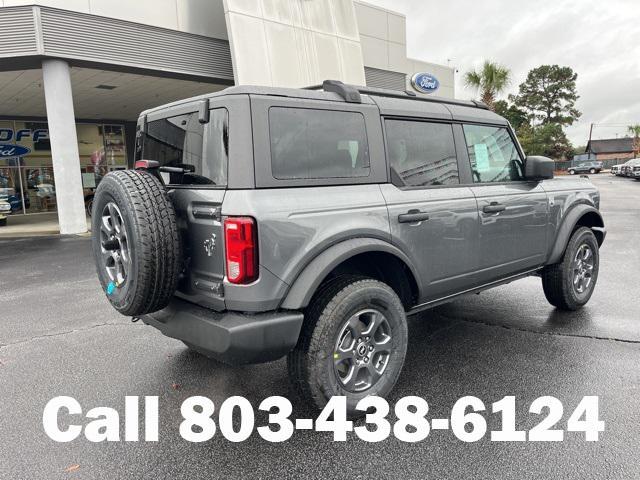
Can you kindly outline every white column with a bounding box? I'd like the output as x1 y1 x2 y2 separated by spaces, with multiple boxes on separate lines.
42 59 87 234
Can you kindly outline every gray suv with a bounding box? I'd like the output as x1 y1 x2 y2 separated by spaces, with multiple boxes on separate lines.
92 81 605 413
568 161 603 175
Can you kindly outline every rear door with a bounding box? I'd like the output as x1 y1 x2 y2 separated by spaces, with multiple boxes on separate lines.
140 100 231 310
380 119 479 303
460 124 548 283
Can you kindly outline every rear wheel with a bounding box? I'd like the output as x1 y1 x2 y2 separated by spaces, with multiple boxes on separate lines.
91 170 182 316
541 227 599 310
569 169 576 175
287 276 408 416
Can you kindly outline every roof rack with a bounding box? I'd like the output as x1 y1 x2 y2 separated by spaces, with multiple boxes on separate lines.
306 80 362 103
305 79 490 110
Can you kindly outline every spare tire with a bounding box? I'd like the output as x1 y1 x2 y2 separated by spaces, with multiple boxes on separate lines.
91 170 181 316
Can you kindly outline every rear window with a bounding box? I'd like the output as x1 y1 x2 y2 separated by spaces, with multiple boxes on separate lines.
269 107 370 180
141 108 228 186
385 119 459 187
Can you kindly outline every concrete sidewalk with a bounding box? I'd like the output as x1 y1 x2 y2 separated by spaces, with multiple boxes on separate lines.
0 212 91 238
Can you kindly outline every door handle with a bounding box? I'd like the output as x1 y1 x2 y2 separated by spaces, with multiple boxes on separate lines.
483 202 506 214
398 209 430 223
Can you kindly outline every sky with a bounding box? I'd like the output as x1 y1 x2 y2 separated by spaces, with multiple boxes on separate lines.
367 0 640 146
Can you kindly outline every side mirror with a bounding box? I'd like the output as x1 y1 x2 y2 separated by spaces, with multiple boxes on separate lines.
525 156 554 180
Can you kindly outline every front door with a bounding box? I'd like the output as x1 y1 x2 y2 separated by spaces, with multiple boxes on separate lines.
461 124 549 284
381 119 479 303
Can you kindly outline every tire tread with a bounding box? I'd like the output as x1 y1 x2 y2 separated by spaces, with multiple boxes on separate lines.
92 170 181 316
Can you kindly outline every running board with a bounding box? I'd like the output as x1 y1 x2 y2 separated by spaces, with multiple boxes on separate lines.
407 268 541 316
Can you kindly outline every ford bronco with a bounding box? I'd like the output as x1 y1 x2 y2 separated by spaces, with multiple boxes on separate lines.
92 81 605 413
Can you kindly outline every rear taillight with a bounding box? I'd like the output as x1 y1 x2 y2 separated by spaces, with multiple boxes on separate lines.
224 217 258 284
134 159 159 170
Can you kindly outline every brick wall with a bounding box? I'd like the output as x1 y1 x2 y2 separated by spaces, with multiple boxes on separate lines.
595 152 635 161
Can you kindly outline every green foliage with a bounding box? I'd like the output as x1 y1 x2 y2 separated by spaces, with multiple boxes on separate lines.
511 65 581 126
628 124 640 137
629 125 640 155
517 122 574 160
464 61 511 110
494 100 527 130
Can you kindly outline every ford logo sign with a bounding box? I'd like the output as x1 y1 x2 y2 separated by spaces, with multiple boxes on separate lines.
0 144 31 158
411 73 440 94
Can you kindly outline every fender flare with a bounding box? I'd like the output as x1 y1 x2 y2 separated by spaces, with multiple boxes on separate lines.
280 238 421 310
547 204 605 265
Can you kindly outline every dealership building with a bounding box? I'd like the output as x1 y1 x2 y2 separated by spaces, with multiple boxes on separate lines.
0 0 454 234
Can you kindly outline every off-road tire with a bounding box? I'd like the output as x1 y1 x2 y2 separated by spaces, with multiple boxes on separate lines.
287 275 408 416
91 170 181 316
541 227 599 311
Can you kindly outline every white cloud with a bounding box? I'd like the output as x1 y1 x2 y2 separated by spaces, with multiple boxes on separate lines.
366 0 640 145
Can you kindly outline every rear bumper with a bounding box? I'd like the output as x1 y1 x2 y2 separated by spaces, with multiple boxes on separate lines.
142 298 304 365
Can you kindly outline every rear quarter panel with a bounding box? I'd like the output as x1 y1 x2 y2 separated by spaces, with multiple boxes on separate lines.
222 185 391 310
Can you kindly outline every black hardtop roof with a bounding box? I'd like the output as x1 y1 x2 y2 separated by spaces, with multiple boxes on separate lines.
140 80 508 125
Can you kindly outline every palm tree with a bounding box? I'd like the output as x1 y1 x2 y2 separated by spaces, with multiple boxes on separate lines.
464 61 511 111
628 124 640 157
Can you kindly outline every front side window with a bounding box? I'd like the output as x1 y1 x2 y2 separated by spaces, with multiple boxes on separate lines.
142 108 228 186
385 120 459 187
269 107 370 180
463 125 524 183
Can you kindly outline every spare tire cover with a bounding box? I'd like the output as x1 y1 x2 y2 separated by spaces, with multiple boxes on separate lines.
91 170 182 316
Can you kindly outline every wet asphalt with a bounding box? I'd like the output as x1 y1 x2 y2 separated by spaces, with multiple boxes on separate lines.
1 174 639 479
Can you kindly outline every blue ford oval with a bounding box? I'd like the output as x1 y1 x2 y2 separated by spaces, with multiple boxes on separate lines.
0 144 31 157
411 73 440 94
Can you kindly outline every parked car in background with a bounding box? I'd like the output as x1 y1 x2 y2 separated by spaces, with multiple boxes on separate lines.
0 199 10 226
620 159 639 177
616 160 631 177
0 181 11 226
628 159 640 180
568 161 603 175
619 161 630 176
610 164 623 175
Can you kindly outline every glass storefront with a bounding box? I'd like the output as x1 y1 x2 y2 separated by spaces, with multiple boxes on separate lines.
0 120 128 216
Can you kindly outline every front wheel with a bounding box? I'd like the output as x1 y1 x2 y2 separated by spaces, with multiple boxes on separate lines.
589 168 596 174
287 276 408 417
541 227 599 310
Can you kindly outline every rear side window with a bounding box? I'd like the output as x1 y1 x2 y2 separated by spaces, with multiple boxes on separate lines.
385 120 459 187
142 108 228 186
269 107 370 179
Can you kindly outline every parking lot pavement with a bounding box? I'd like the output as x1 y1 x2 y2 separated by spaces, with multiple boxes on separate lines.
1 174 638 479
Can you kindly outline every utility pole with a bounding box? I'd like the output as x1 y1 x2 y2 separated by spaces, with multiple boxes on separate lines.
587 123 594 159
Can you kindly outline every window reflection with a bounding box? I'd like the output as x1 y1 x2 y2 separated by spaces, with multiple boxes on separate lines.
0 120 127 216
